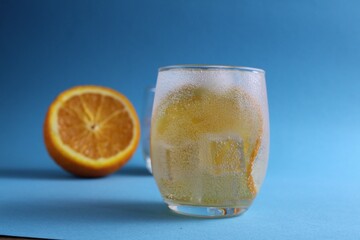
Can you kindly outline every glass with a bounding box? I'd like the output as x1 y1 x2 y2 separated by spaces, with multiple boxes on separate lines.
151 65 269 218
141 87 155 173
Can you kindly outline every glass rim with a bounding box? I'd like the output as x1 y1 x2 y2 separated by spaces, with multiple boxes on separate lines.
159 64 265 73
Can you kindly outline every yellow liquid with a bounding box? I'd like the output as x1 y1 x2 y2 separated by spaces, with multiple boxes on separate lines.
151 85 263 207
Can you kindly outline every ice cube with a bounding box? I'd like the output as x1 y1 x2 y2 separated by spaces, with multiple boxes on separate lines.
151 141 174 181
194 133 257 203
152 141 199 203
200 70 235 93
198 133 245 175
152 141 199 181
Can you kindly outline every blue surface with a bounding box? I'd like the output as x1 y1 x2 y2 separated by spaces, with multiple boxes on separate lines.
1 0 360 239
1 168 359 239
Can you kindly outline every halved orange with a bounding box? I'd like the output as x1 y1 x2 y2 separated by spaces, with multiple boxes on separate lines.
44 85 140 177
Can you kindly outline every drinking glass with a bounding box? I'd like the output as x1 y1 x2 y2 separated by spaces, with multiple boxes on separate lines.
141 87 155 173
151 65 269 218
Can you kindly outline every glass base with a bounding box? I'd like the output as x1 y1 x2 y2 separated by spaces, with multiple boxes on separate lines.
145 156 152 174
168 204 247 218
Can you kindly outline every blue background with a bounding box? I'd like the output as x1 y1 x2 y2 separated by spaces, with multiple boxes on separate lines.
0 0 359 239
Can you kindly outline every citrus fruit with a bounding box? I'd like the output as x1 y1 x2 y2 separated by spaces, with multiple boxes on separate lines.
44 85 140 177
